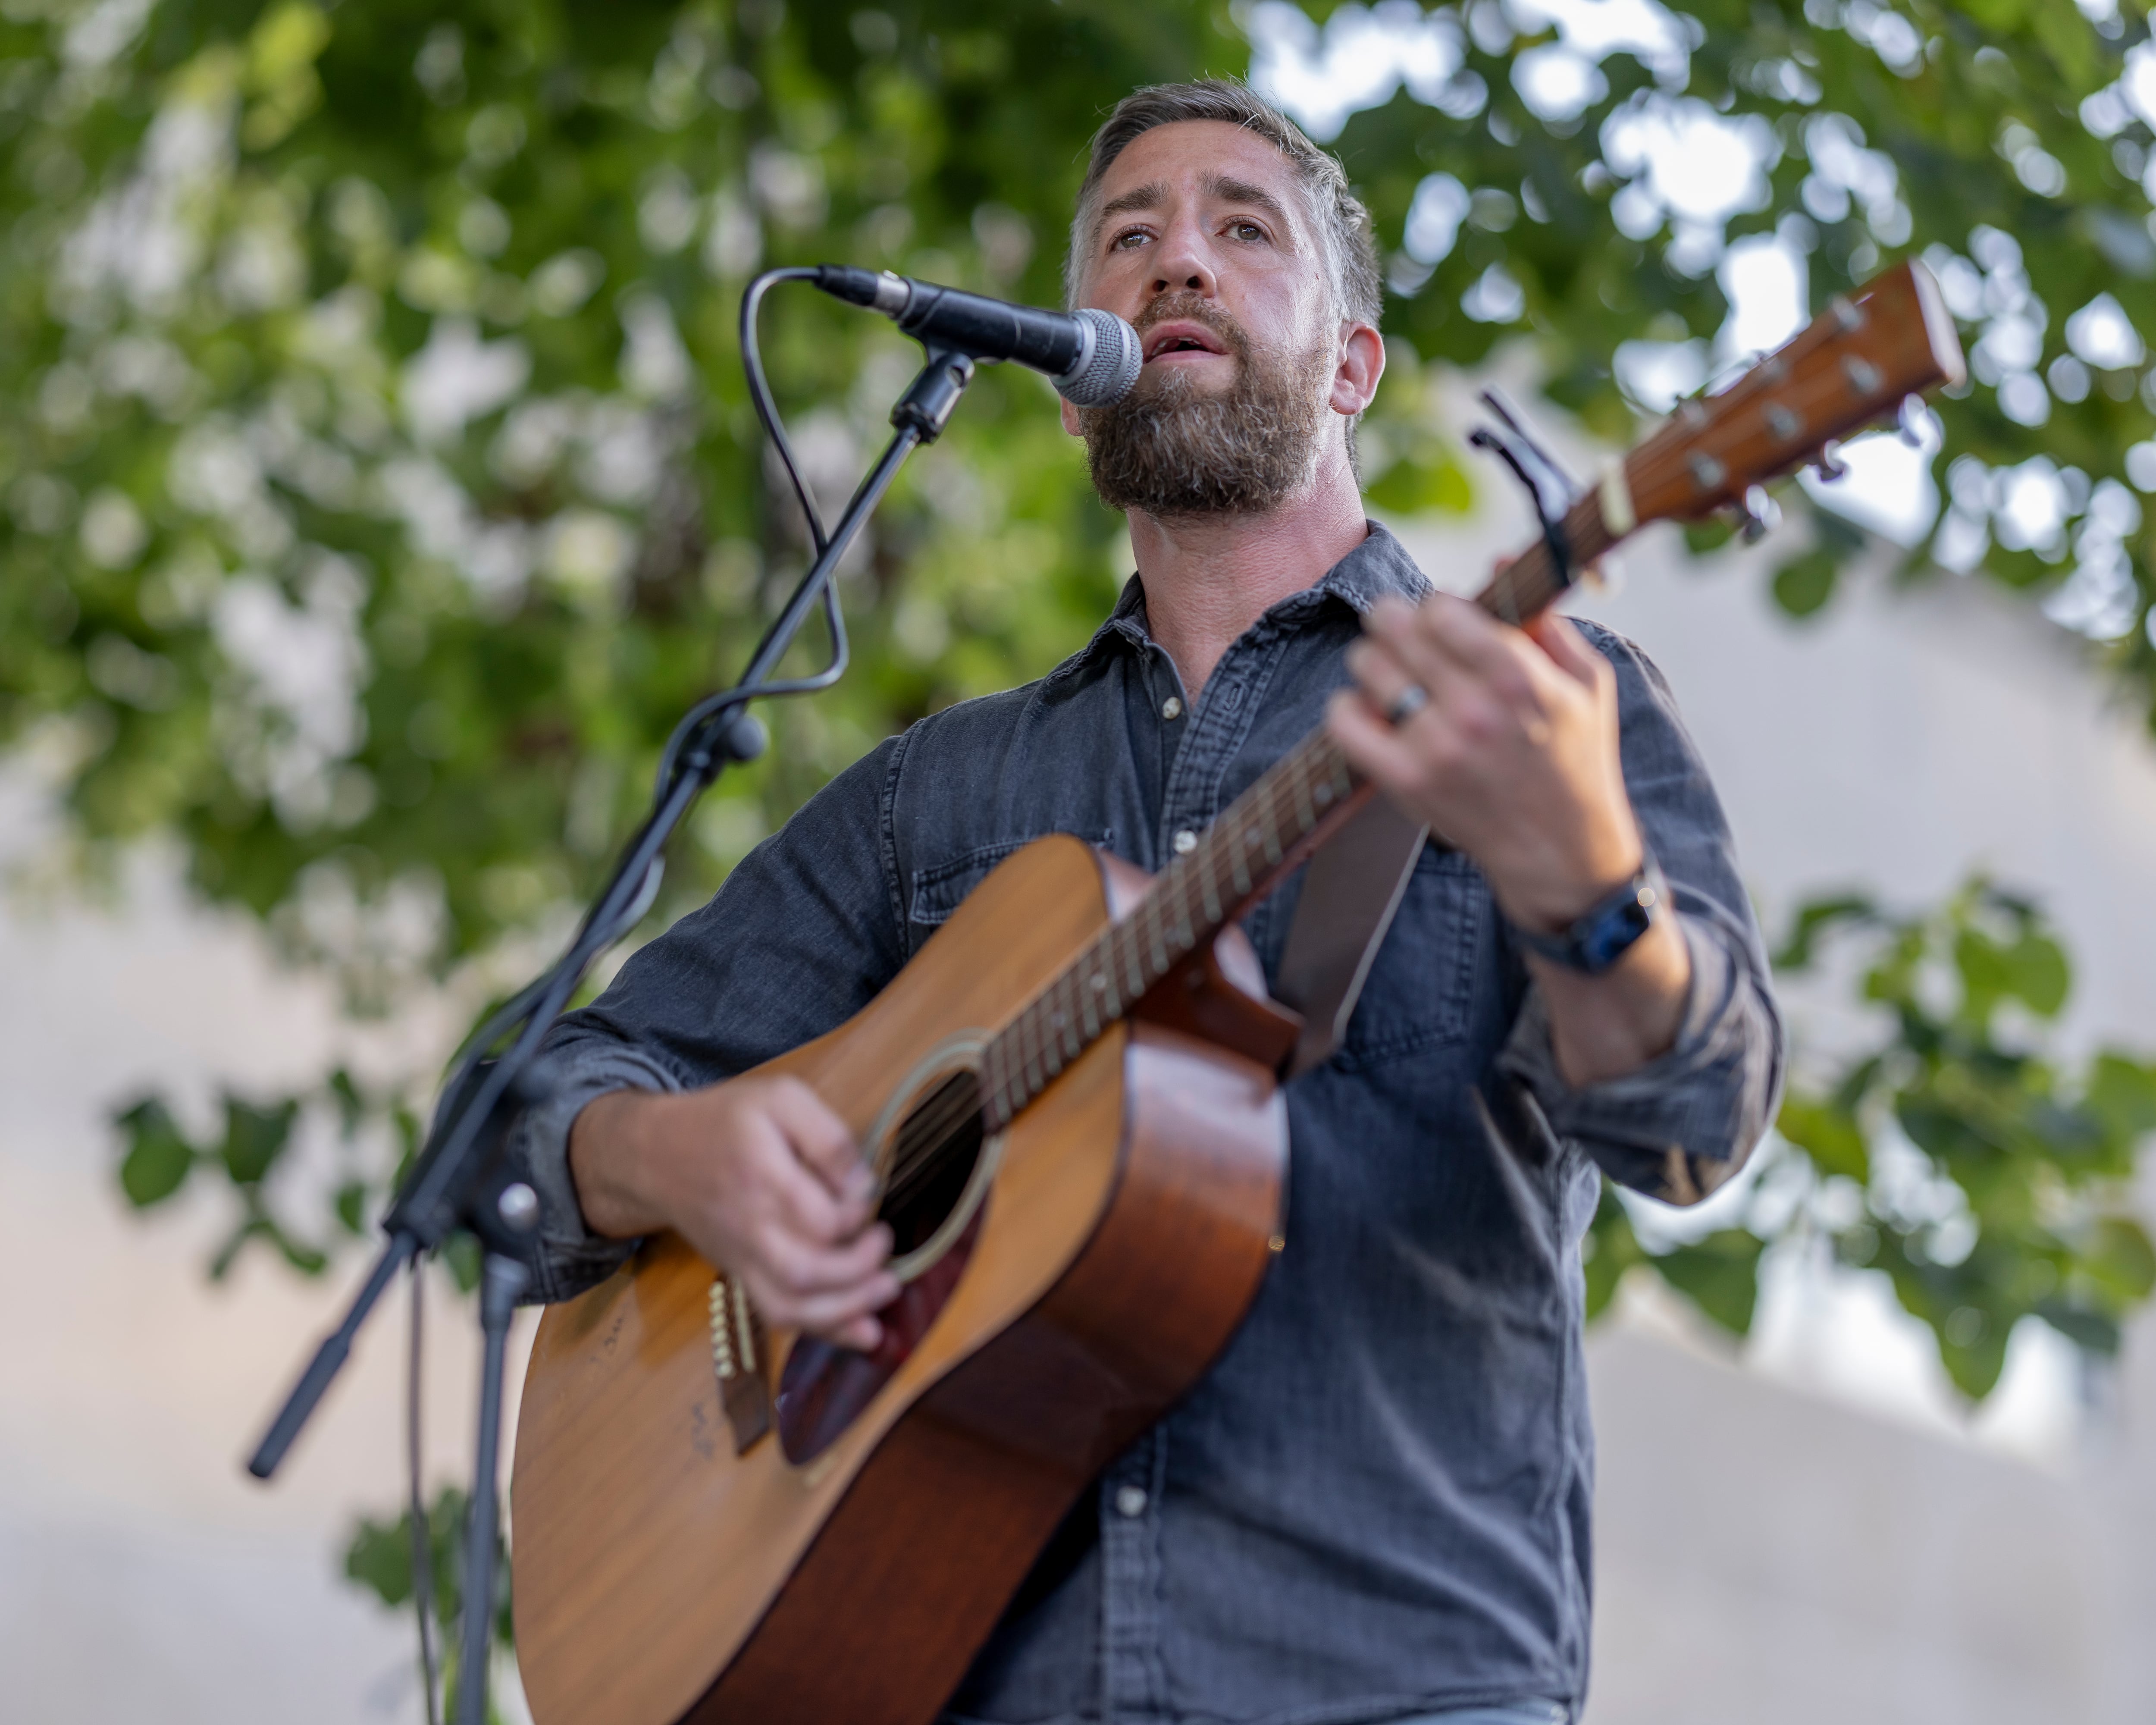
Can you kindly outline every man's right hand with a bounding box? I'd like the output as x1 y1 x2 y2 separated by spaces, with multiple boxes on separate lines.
567 1076 899 1351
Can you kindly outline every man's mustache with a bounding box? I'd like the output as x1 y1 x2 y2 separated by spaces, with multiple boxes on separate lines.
1133 293 1250 358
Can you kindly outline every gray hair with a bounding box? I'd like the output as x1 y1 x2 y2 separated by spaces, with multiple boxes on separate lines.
1062 78 1382 335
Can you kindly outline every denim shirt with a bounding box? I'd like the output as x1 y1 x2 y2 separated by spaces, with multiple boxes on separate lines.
511 522 1783 1725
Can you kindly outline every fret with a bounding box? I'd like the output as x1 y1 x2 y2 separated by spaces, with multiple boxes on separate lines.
1059 977 1083 1060
1168 875 1194 953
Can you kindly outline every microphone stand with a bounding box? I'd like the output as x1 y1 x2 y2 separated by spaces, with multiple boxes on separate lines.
244 332 978 1725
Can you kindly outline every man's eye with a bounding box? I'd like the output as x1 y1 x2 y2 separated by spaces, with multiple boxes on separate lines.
1112 229 1150 250
1230 221 1267 242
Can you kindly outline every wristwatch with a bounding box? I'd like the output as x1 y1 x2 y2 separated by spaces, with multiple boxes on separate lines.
1507 858 1668 975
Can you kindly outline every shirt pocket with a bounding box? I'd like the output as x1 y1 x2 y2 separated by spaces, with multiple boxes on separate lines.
1332 843 1488 1070
908 830 1114 942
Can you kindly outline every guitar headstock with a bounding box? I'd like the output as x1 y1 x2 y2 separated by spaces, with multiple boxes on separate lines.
1618 260 1967 530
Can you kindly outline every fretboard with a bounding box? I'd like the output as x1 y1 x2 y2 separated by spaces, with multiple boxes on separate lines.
978 489 1617 1130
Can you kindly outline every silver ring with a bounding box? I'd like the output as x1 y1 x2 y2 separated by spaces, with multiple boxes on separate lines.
1385 683 1429 726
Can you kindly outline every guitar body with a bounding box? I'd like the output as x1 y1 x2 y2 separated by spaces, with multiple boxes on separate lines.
510 834 1292 1725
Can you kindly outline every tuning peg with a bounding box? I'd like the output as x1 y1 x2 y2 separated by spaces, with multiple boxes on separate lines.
1812 439 1848 482
1737 484 1782 543
1897 395 1929 449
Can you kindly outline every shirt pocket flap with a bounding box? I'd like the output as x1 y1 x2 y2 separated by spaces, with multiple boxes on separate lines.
909 830 1114 930
1336 843 1489 1069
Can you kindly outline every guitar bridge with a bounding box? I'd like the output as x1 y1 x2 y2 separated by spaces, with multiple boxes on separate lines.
708 1272 772 1454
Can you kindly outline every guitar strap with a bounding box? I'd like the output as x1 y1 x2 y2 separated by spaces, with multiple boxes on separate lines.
1272 794 1429 1079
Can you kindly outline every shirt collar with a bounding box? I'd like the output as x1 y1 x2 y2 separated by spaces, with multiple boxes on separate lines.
1045 520 1432 686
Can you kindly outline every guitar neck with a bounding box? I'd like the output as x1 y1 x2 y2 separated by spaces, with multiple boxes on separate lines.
977 257 1967 1129
979 493 1614 1129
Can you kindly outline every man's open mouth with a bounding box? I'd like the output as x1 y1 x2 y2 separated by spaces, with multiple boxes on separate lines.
1142 321 1230 362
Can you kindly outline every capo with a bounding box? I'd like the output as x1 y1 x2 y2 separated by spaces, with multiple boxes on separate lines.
1467 388 1579 596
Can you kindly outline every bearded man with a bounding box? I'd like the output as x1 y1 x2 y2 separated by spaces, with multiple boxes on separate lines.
514 80 1781 1725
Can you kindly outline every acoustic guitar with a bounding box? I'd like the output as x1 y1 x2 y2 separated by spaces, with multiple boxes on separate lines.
509 261 1964 1725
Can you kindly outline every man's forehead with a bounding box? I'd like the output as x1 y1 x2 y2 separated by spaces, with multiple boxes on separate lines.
1095 119 1304 213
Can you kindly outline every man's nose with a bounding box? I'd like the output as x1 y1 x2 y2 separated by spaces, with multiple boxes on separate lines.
1148 220 1218 300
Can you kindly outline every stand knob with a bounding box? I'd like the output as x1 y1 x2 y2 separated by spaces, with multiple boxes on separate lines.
497 1182 540 1233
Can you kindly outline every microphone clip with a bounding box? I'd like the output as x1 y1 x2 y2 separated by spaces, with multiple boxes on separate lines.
892 347 977 443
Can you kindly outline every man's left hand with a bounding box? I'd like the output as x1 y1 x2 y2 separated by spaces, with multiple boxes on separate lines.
1328 590 1642 930
1326 589 1693 1086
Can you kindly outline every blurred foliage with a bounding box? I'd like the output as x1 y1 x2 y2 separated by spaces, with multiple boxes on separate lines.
112 1064 438 1274
1587 878 2156 1401
9 0 2156 1007
346 1484 514 1722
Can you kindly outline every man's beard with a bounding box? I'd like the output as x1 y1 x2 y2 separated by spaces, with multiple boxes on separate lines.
1078 293 1333 519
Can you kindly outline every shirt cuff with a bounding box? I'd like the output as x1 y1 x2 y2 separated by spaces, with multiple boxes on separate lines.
508 1041 683 1304
1495 913 1775 1204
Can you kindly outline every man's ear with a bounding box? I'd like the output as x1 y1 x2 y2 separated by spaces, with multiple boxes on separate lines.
1060 396 1083 436
1330 321 1385 418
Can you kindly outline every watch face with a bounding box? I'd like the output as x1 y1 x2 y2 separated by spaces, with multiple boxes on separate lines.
1577 891 1653 973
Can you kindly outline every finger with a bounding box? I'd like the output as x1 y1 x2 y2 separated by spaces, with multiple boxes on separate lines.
1525 611 1606 691
740 1127 865 1247
791 1279 902 1352
762 1077 874 1205
1343 637 1426 723
1326 686 1434 803
746 1270 897 1352
1370 596 1547 721
759 1213 895 1293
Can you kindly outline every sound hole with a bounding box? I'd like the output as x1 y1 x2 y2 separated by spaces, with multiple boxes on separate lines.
879 1069 984 1259
776 1064 993 1465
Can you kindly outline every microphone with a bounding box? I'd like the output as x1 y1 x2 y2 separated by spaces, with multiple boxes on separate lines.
812 266 1142 408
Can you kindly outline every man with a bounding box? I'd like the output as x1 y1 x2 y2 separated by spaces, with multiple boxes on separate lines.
515 80 1781 1725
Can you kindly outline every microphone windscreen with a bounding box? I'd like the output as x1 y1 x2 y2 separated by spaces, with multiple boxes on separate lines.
1056 309 1142 408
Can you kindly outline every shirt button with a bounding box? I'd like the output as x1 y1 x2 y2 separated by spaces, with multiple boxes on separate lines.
1114 1484 1149 1518
1172 829 1197 855
1161 696 1183 720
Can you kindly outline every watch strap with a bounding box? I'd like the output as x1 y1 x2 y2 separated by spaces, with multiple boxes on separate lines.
1507 858 1668 975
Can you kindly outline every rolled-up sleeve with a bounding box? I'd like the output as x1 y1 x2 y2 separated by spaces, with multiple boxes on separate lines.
508 735 911 1302
1495 623 1784 1205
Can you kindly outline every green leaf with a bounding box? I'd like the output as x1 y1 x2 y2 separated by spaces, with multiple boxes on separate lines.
443 1232 483 1294
334 1179 370 1235
1777 1094 1869 1182
1365 441 1473 516
115 1097 197 1209
1581 1181 1646 1322
1935 1304 2012 1400
2085 1053 2156 1141
220 1096 299 1186
2002 932 2070 1018
2035 1299 2122 1356
1770 547 1839 618
2084 1217 2156 1303
329 1069 365 1138
1651 1229 1766 1338
1771 894 1877 970
344 1512 415 1608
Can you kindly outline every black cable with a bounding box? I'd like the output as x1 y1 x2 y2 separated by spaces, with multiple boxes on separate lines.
740 266 829 555
409 1256 441 1725
647 267 859 800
